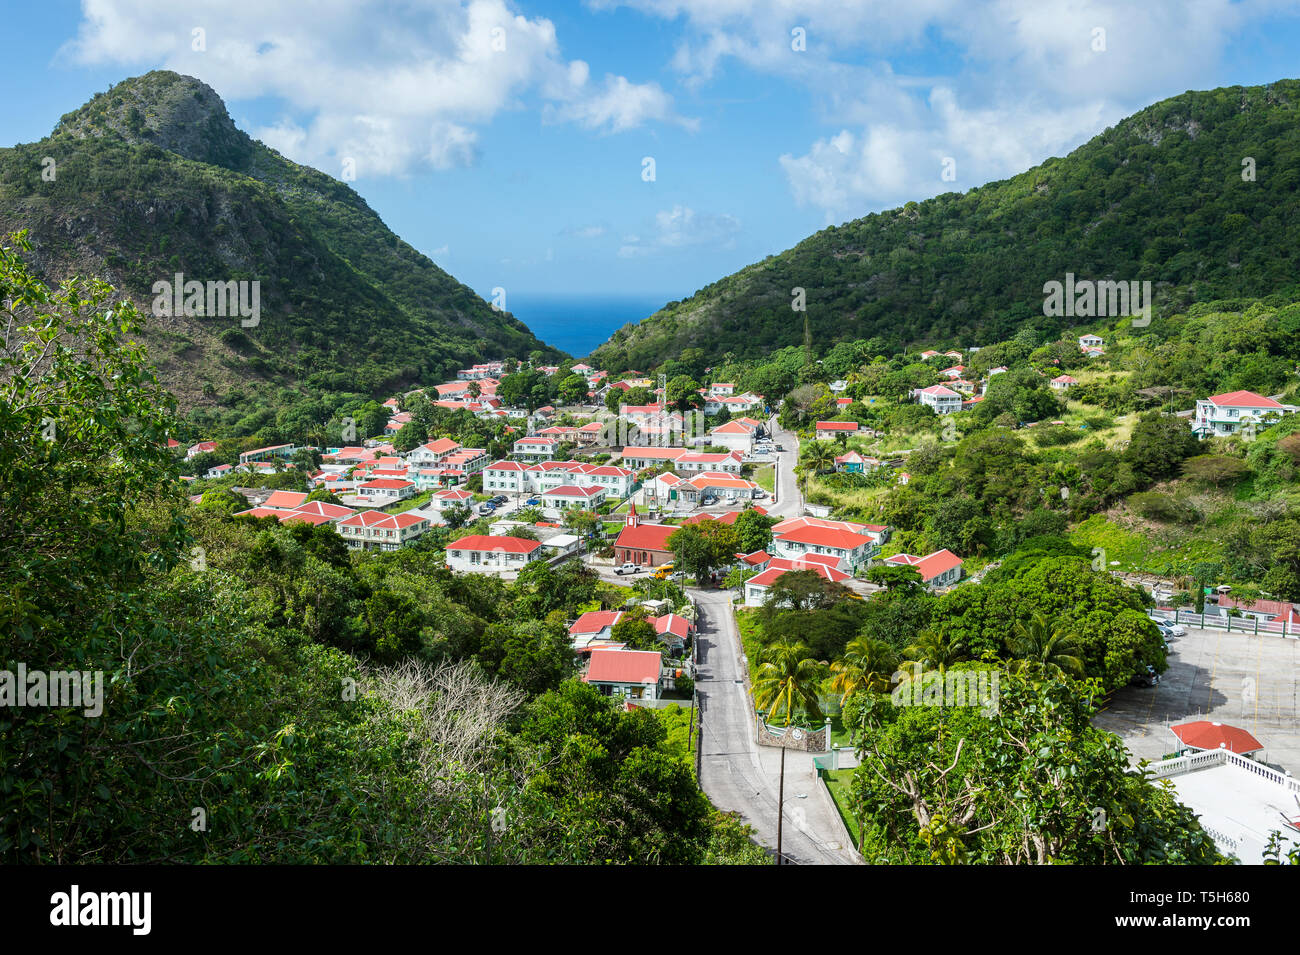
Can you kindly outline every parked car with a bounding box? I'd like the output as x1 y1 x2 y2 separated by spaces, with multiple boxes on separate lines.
1149 616 1186 638
614 562 641 576
701 495 718 506
477 503 496 515
1129 665 1160 688
491 495 508 504
524 497 541 506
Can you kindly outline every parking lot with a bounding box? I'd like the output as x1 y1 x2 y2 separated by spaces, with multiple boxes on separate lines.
1093 624 1300 773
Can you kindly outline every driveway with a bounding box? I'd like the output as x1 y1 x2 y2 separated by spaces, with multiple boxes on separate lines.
693 587 859 864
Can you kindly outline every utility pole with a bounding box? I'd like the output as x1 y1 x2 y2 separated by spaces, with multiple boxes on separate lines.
776 745 786 865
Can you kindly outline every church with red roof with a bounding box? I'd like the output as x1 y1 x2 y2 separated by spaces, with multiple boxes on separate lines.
614 504 677 567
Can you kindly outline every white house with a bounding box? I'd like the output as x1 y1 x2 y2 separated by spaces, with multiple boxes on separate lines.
1078 334 1104 349
883 549 964 589
814 421 859 440
512 436 558 462
445 534 544 574
917 384 962 415
769 517 883 572
1050 374 1078 391
743 557 852 607
337 511 431 551
407 438 462 466
483 460 530 494
428 488 474 512
542 484 608 511
1192 390 1292 438
710 418 760 455
355 478 416 503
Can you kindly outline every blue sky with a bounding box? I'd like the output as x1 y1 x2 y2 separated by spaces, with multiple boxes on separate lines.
4 0 1300 315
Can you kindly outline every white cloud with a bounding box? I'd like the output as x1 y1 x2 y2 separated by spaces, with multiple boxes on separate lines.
618 205 740 256
595 0 1287 218
64 0 693 177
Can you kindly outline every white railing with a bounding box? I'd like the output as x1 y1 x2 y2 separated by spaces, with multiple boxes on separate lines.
1147 748 1300 794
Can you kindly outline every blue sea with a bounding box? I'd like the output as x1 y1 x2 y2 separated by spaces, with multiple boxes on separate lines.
507 292 672 359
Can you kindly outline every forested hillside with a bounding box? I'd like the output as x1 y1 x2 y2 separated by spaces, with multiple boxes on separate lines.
591 80 1300 369
0 71 560 410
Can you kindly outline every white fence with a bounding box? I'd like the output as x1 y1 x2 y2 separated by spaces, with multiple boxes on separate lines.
1149 607 1299 639
1148 747 1300 795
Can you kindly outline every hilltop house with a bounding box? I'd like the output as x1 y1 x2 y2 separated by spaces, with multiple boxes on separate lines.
916 384 961 415
1192 390 1292 437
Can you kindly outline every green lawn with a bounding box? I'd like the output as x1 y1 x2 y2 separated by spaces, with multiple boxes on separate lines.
386 489 434 514
754 464 775 492
822 768 861 852
1068 512 1232 578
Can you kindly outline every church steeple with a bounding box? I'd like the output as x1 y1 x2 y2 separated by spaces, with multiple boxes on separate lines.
626 502 639 527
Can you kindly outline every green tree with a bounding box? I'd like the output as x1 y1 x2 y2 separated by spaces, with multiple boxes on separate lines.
752 642 827 725
1006 614 1085 677
827 636 899 703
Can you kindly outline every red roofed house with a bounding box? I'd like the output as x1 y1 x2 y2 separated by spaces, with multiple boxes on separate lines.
1050 374 1078 391
583 648 664 701
542 484 608 511
445 534 544 574
648 613 692 654
429 487 474 512
1192 390 1291 438
884 549 964 589
710 418 761 455
771 519 881 572
232 506 288 520
614 504 677 568
407 438 462 465
337 510 431 551
356 478 416 503
568 610 625 648
186 440 217 460
917 384 961 415
289 501 356 524
743 556 852 606
263 490 310 509
815 421 860 440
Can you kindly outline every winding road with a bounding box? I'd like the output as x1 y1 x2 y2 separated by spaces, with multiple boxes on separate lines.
691 412 860 864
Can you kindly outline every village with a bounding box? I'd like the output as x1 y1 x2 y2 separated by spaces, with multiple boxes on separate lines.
163 332 1300 867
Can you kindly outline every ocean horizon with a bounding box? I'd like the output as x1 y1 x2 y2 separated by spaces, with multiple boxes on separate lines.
505 292 674 359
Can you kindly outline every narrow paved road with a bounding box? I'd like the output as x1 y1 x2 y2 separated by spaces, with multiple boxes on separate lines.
693 587 859 864
765 414 802 520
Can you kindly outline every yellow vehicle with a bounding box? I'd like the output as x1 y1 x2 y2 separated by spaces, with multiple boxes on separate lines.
652 564 675 580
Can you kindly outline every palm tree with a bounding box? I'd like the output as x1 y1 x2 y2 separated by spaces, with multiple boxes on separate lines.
826 635 899 703
1005 614 1085 677
752 642 826 726
901 629 967 672
799 440 835 475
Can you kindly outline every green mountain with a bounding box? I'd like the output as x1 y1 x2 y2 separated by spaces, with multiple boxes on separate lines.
591 80 1300 370
0 71 560 408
